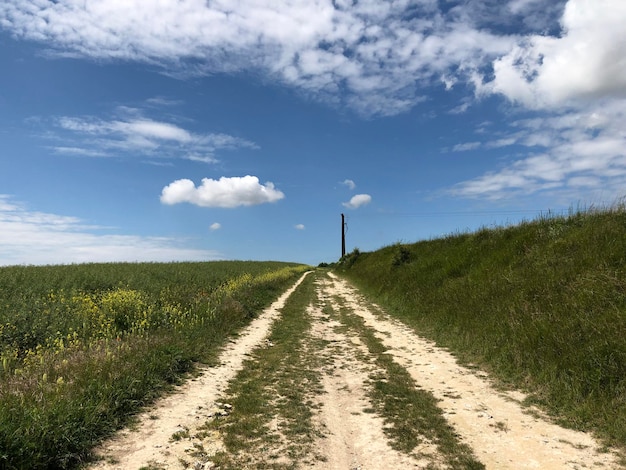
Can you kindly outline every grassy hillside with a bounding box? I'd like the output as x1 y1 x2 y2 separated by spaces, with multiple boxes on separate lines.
337 207 626 448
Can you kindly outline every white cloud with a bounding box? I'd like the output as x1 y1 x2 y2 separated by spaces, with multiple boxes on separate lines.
52 146 110 158
452 142 481 152
4 0 625 203
186 155 219 164
201 133 259 150
3 0 620 118
450 100 626 200
342 194 372 209
146 97 184 107
448 99 472 115
0 195 19 212
0 0 513 117
449 0 566 34
48 109 257 161
486 137 521 149
160 175 285 208
294 224 305 230
342 179 356 190
508 0 544 14
119 119 192 143
209 222 222 231
0 196 219 266
486 0 626 108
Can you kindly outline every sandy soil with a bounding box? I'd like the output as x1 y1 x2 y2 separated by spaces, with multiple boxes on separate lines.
89 271 623 469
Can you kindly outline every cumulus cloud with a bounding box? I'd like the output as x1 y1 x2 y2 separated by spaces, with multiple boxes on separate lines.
342 194 372 209
485 0 626 108
160 175 285 208
294 224 305 230
209 222 222 231
0 195 219 265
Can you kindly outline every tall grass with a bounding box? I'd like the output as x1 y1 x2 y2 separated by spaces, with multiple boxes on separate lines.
337 206 626 448
0 261 308 469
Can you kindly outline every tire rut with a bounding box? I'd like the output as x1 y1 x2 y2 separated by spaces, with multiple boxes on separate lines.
326 272 622 469
308 278 433 469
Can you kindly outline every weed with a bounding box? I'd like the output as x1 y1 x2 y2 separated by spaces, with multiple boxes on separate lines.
339 248 361 268
492 421 509 433
171 428 191 442
391 243 412 267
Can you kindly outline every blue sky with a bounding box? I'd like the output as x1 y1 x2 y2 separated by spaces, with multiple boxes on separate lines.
0 0 625 266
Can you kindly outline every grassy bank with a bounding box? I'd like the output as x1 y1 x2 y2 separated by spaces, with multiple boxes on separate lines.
337 206 626 448
0 261 308 469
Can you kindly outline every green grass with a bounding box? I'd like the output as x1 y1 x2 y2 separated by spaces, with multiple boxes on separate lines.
0 261 301 359
209 272 325 470
337 205 626 448
0 261 309 469
329 292 484 469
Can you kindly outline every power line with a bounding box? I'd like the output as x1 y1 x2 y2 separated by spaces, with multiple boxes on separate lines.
347 208 570 219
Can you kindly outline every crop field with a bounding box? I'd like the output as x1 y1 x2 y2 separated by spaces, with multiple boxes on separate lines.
0 261 308 469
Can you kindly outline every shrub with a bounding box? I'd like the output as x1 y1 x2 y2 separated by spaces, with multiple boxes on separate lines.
391 244 411 267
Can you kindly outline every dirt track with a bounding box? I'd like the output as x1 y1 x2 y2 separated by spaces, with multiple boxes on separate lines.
91 271 622 469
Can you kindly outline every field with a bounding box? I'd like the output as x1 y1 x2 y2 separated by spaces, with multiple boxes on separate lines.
0 261 309 469
337 205 626 449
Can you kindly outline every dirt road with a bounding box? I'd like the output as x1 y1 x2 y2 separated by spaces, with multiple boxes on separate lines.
91 271 622 469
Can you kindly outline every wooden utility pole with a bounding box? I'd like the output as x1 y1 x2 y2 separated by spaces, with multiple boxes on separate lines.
341 213 346 258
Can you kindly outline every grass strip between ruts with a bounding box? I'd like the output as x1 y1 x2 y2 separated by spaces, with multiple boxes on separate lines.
209 272 326 469
329 290 485 470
